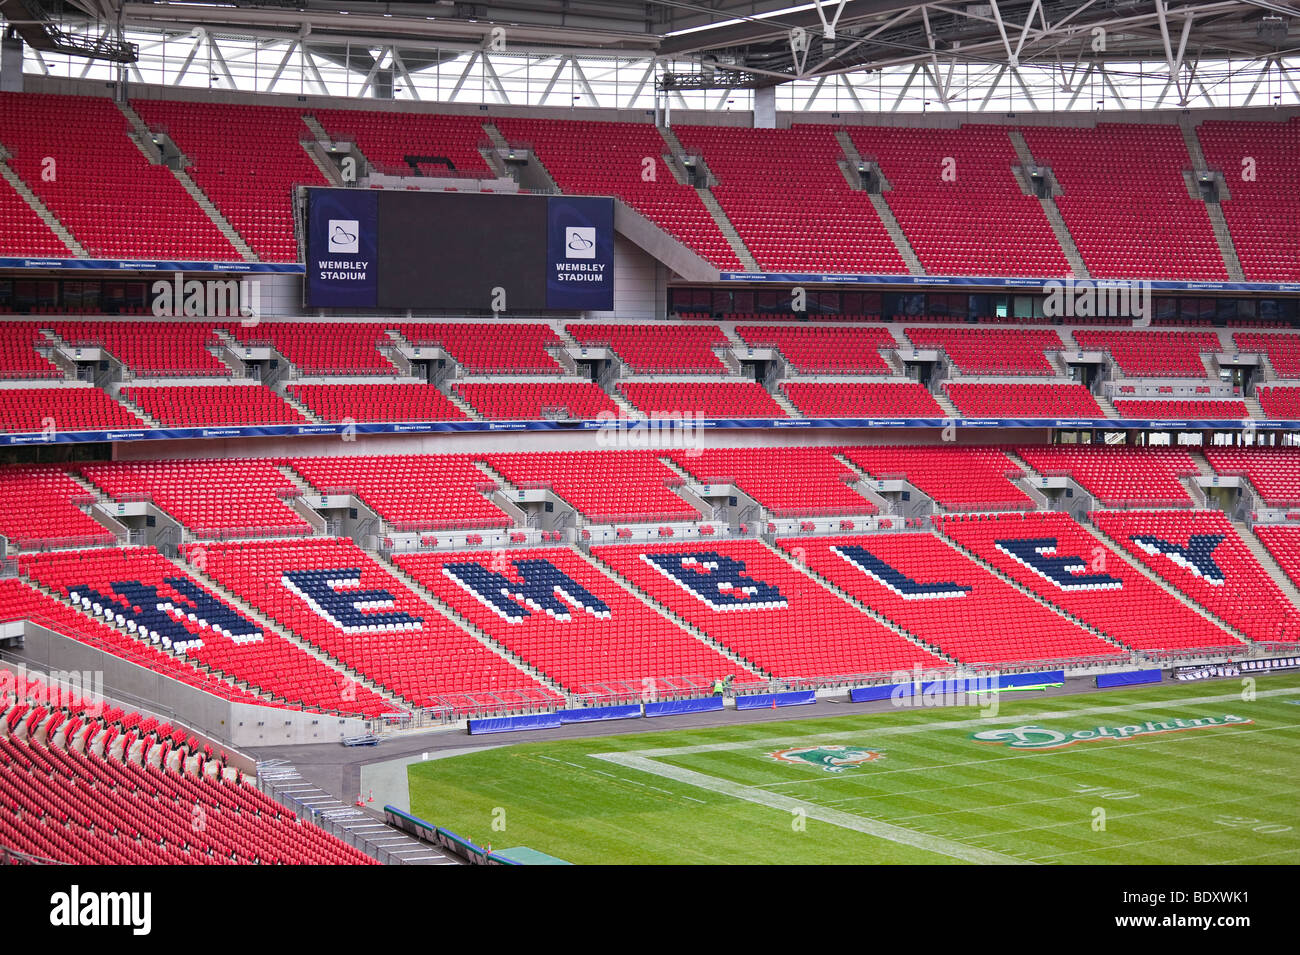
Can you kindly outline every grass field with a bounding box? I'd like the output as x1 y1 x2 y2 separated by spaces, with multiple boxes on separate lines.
407 676 1300 864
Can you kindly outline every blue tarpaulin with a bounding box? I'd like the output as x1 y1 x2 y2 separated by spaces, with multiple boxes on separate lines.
558 704 643 724
644 697 725 718
467 713 563 735
735 691 816 710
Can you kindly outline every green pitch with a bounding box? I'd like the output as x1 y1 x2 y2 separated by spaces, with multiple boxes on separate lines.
407 676 1300 864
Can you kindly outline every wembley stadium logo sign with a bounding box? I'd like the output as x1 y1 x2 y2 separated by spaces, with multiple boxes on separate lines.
971 714 1251 750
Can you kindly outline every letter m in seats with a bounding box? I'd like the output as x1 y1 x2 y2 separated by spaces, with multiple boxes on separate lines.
443 559 611 623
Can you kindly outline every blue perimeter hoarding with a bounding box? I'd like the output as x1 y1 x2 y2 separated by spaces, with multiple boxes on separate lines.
2 415 1296 447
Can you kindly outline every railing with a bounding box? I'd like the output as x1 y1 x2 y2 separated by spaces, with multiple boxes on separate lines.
384 519 510 532
1 611 373 721
188 525 314 541
366 159 502 182
485 138 533 154
0 847 67 865
262 783 408 864
11 534 117 552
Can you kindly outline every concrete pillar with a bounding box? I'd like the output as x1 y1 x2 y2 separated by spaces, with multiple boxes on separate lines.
754 85 776 129
1 29 23 93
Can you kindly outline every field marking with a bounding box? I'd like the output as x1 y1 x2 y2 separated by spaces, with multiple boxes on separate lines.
607 684 1300 760
752 729 1300 850
1026 814 1299 863
963 785 1300 843
776 720 1300 795
592 749 1030 865
535 753 705 803
586 684 1300 866
1218 846 1300 863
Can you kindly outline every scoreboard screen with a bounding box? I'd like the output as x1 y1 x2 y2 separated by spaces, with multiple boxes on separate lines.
304 188 614 311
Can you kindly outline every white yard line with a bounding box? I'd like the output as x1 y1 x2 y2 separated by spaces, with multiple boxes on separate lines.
783 720 1300 795
587 684 1300 866
601 685 1300 759
593 749 1031 864
967 786 1299 843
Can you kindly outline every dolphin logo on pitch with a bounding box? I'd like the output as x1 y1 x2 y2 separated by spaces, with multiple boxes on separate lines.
565 226 596 259
328 220 359 253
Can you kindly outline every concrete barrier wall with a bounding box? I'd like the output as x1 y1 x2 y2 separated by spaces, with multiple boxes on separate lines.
14 622 369 747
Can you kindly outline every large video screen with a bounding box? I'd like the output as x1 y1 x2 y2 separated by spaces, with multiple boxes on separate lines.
304 188 614 311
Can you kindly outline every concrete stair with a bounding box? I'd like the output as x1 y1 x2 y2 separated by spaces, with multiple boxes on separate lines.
759 536 960 667
1237 521 1300 606
1007 128 1038 171
770 385 803 417
23 569 275 706
878 349 907 376
656 126 691 171
165 552 409 709
866 193 925 276
64 470 109 503
474 120 508 176
577 546 770 680
1001 448 1050 501
63 471 131 544
933 527 1133 653
485 121 561 193
1180 117 1209 168
274 384 325 424
112 389 162 429
277 464 318 496
436 380 482 420
1080 520 1253 645
1204 200 1245 282
694 186 760 272
1007 130 1088 279
206 342 248 377
113 100 257 262
302 114 375 185
1093 393 1120 418
167 168 258 262
300 115 330 141
1037 197 1090 279
834 130 868 180
378 553 572 702
606 385 642 418
116 100 168 165
931 388 959 419
482 121 510 152
301 140 343 185
1244 395 1264 420
1201 351 1223 380
1179 119 1244 282
656 125 759 271
0 152 87 256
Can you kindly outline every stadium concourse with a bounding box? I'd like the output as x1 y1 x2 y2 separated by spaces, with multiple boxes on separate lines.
3 72 1300 873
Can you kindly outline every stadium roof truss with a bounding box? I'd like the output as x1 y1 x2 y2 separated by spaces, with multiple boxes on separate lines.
6 0 1300 112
